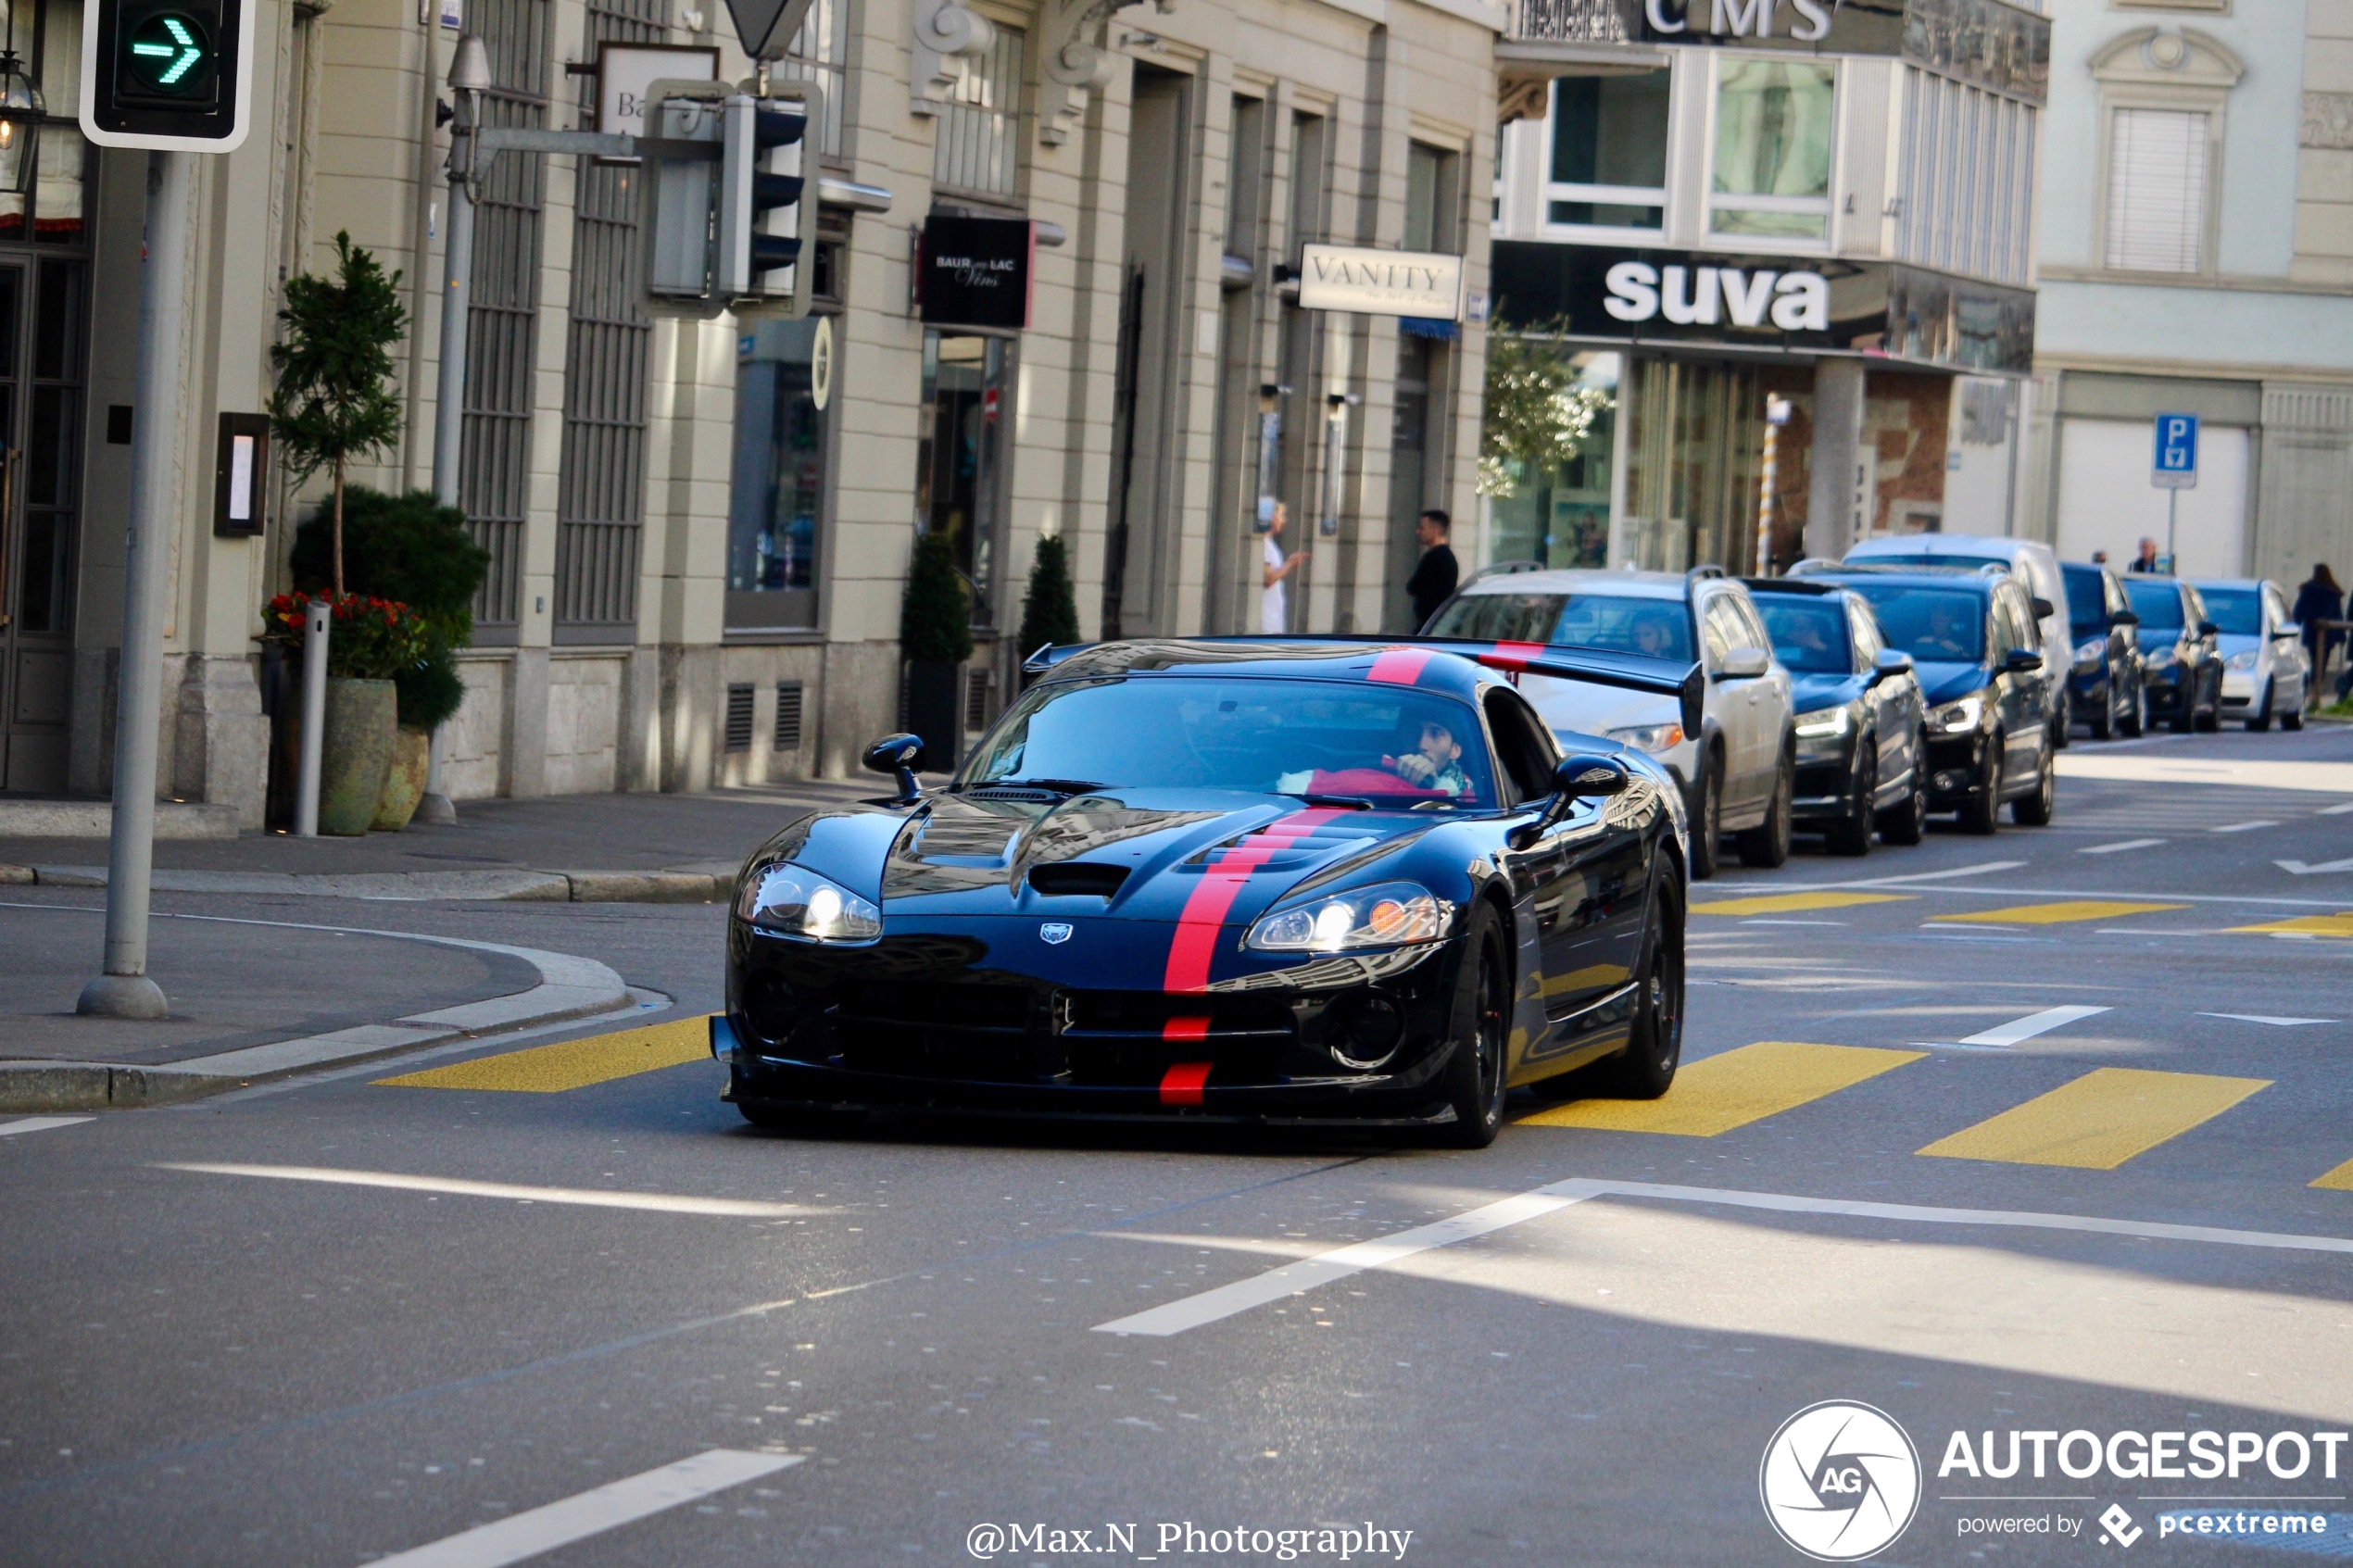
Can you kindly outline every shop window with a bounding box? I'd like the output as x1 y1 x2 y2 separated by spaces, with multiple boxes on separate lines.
1404 141 1461 252
2104 107 2206 273
1545 71 1668 232
934 23 1025 198
917 331 1009 627
1709 58 1835 243
771 0 847 158
727 317 832 631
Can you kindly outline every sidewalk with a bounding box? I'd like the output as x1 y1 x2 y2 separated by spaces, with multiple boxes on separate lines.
0 777 908 903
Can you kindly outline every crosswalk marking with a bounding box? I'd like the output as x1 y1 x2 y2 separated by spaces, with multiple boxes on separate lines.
368 1449 802 1568
1931 900 2187 926
0 1115 93 1137
1918 1068 2270 1170
1690 891 1915 917
1954 1005 2111 1048
2198 1012 2337 1027
1518 1041 1923 1136
2314 1158 2353 1193
374 1016 711 1093
2210 821 2279 834
158 1161 821 1217
2228 912 2353 939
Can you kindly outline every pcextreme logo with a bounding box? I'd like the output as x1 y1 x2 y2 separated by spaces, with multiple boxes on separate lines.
1759 1400 1923 1561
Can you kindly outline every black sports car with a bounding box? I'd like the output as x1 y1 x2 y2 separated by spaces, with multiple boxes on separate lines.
711 638 1696 1148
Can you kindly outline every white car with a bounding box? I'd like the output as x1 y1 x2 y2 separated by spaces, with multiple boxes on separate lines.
1843 533 2072 746
1424 566 1795 878
2196 578 2310 731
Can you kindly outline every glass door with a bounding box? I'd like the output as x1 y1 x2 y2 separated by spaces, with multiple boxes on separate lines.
1 255 82 792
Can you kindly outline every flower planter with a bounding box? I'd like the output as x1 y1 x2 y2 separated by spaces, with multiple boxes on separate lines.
372 724 433 831
904 660 963 774
319 677 397 836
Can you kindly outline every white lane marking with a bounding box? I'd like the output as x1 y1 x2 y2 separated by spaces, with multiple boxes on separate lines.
2322 802 2353 817
2197 1012 2339 1027
2211 821 2280 834
1837 860 2028 888
0 1115 94 1137
2080 838 2165 855
1092 1184 1605 1336
1740 918 1847 926
1956 1005 2113 1047
1091 1178 2353 1337
2278 857 2353 876
366 1449 801 1568
157 1163 824 1219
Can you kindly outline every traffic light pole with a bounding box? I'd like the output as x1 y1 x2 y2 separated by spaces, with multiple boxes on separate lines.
77 150 193 1021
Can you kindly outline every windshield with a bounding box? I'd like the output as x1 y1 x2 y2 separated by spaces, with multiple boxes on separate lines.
1856 552 2004 575
2197 587 2261 636
2062 566 2108 636
1426 591 1693 661
1845 584 1985 664
1755 597 1850 674
961 677 1498 807
2125 580 2184 631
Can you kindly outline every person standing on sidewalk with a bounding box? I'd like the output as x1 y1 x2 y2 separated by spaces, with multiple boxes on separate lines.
2129 537 2164 574
1261 503 1308 634
2293 563 2345 704
1405 509 1460 630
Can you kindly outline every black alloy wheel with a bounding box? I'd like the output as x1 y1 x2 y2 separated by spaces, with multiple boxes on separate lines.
2247 681 2273 733
2120 675 2146 738
1596 885 1685 1099
1690 761 1723 881
1436 901 1511 1148
1826 738 1877 858
1960 736 2004 835
1737 746 1795 868
1877 748 1927 847
2012 736 2056 826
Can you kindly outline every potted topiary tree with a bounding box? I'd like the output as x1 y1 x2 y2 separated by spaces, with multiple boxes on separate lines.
900 530 975 772
258 595 427 834
1014 530 1080 690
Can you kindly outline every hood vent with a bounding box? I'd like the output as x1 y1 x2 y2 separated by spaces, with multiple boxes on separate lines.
1028 862 1131 898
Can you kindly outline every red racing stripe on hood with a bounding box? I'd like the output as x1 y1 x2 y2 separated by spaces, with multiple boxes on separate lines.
1161 808 1347 994
1365 648 1431 685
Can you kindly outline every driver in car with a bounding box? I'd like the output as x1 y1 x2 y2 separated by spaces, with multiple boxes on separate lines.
1920 599 1976 660
1383 719 1470 797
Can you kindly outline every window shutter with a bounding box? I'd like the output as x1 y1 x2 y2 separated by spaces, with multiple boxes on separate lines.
724 684 755 753
2105 108 2207 273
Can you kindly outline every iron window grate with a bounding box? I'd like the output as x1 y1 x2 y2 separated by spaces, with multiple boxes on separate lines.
774 682 804 750
725 684 755 752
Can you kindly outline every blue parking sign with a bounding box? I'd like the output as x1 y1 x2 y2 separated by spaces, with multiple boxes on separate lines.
2152 412 2198 489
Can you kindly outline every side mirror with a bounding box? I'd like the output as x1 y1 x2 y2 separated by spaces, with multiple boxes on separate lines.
2109 608 2140 628
863 733 925 805
2031 596 2056 623
1869 647 1914 684
1508 754 1629 849
2197 620 2221 639
1717 646 1771 681
2274 624 2301 640
2003 647 2043 674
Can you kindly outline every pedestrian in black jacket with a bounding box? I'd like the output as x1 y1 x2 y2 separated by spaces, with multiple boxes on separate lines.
1406 510 1459 630
2293 563 2345 703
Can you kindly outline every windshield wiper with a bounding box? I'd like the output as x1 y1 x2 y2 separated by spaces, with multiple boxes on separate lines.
1294 792 1374 809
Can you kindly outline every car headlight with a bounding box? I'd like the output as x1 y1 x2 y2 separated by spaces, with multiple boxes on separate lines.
2145 645 2178 668
2226 648 2259 671
1925 696 1984 734
1793 707 1851 740
1605 721 1685 755
1246 881 1454 953
2073 638 2107 670
736 863 884 942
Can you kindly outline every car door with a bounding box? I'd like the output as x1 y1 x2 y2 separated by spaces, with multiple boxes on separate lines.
1701 590 1766 811
1992 583 2045 777
2181 583 2220 710
2265 583 2308 707
1846 595 1908 797
1729 588 1793 763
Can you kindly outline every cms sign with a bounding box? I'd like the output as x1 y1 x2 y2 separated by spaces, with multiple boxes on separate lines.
1642 0 1841 40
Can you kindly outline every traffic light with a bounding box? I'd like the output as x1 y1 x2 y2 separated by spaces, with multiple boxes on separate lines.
81 0 257 151
716 92 812 316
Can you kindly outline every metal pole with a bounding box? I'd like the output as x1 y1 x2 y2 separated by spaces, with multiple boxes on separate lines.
77 152 194 1021
417 107 477 826
293 596 329 836
1753 416 1779 576
2166 488 2178 572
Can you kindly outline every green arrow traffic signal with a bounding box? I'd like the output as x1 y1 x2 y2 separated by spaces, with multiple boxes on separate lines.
126 11 211 94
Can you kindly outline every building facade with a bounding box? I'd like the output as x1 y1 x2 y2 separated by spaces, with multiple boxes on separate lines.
0 0 1501 811
1484 0 2045 576
2022 0 2353 583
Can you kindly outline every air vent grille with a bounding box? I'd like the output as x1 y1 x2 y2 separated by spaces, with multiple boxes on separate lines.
724 683 754 752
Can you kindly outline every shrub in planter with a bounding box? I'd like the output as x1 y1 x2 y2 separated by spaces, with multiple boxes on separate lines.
258 594 429 834
900 530 975 772
1015 533 1080 677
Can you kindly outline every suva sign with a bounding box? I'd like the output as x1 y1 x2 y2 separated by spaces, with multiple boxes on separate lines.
1602 261 1831 332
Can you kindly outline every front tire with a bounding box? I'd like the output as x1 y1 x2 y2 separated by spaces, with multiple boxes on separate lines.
2195 671 2221 732
1961 737 2004 835
2012 736 2056 826
2120 676 2146 738
2247 681 2273 733
1826 740 1876 858
2088 682 2114 741
1689 761 1723 881
1594 883 1685 1099
1434 901 1510 1148
737 1099 868 1136
1877 750 1927 847
1737 746 1794 868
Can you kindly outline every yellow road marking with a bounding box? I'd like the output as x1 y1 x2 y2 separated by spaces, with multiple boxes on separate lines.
2313 1157 2353 1193
2229 912 2353 939
1689 892 1916 917
375 1016 711 1093
1931 900 2187 925
1918 1067 2269 1170
1520 1041 1924 1136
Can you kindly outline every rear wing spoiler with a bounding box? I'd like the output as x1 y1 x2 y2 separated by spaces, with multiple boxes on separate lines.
1023 636 1705 736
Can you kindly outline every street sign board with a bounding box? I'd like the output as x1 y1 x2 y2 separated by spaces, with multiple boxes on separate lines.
723 0 814 59
594 43 720 163
2152 412 2198 490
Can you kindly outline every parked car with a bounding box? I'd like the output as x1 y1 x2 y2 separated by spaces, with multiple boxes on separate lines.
2195 578 2310 731
2061 561 2145 739
2122 576 2224 733
1843 533 2073 746
1423 566 1795 878
1745 577 1928 854
1793 565 2057 833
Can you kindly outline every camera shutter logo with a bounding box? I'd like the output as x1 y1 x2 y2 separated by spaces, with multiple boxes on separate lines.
1758 1400 1921 1561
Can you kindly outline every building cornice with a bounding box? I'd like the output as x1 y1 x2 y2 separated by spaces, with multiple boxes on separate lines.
2034 352 2353 386
2036 265 2353 299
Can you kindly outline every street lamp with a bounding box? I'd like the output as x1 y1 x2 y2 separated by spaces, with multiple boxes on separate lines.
0 6 44 198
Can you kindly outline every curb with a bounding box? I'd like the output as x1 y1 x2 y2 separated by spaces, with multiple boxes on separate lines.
0 865 731 903
0 931 635 1113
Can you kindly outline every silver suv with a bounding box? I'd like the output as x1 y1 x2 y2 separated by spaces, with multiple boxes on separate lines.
1424 566 1795 878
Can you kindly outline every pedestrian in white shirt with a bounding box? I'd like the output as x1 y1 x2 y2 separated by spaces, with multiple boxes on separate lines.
1260 502 1308 634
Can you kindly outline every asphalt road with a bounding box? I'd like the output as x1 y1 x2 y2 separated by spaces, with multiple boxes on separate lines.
5 724 2351 1568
